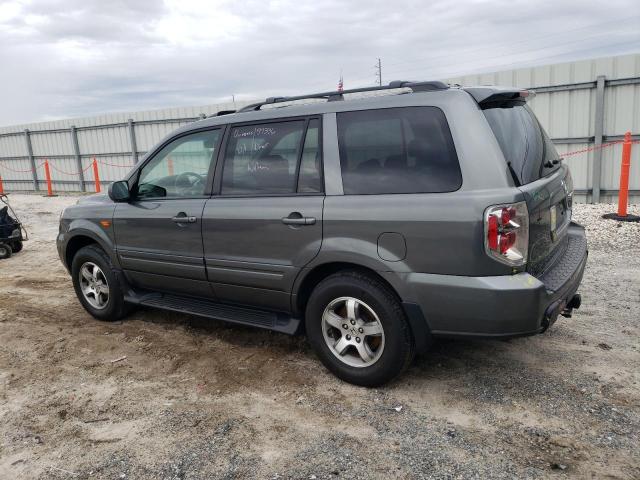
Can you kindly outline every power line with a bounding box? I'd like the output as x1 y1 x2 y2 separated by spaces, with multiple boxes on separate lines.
381 32 640 79
404 40 640 83
383 15 640 70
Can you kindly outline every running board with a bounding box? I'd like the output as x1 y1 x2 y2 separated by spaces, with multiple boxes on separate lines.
125 292 301 335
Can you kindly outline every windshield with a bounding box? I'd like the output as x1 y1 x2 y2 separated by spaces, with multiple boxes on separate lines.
483 104 560 184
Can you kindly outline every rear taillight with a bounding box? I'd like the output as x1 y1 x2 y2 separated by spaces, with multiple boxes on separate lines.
484 201 529 266
565 169 574 212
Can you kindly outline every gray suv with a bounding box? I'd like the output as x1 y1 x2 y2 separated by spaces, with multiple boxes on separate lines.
57 81 587 386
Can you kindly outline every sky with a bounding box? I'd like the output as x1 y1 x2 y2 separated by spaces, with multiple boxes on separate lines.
0 0 638 126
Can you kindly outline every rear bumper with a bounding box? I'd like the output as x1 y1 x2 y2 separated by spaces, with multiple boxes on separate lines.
401 222 588 338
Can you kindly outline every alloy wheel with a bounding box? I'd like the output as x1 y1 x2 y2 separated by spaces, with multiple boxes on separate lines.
79 262 110 310
321 296 385 368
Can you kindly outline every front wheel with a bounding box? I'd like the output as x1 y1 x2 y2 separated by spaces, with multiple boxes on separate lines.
0 243 12 259
305 271 414 387
71 244 130 321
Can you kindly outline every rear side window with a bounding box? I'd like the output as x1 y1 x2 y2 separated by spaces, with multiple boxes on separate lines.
337 107 461 195
483 104 561 185
297 119 322 193
222 121 305 194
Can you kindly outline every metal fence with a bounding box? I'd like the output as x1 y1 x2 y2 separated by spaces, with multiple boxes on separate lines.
1 54 639 202
0 106 245 193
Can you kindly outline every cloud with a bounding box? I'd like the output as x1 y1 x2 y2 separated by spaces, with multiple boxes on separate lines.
0 0 638 126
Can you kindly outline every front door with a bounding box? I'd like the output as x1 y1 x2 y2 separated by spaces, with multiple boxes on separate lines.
203 118 324 312
114 128 222 297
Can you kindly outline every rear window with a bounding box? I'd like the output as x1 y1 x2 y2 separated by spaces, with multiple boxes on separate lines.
337 107 461 195
483 104 561 185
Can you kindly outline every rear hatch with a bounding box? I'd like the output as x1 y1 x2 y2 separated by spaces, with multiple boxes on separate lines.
481 97 573 276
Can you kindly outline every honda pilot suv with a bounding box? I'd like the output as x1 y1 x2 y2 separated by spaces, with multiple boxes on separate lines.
57 81 587 386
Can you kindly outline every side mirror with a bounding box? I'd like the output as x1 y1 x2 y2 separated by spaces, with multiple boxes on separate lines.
108 181 130 202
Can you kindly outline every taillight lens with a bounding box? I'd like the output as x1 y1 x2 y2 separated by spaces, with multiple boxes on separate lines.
484 201 529 266
565 170 574 212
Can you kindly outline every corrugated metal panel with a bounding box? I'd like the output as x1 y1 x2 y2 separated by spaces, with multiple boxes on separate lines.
0 158 33 181
0 133 26 158
556 144 592 190
77 125 129 155
30 130 74 156
47 157 80 183
135 120 190 152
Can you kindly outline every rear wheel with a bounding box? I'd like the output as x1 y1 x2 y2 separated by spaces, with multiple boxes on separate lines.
0 243 12 259
305 271 414 387
71 244 130 321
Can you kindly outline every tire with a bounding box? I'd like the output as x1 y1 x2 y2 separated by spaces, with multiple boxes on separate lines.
11 240 23 253
0 243 12 259
305 270 414 387
71 244 130 322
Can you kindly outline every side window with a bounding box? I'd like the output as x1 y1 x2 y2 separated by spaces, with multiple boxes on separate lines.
137 130 220 199
337 107 461 195
221 121 305 195
297 119 322 193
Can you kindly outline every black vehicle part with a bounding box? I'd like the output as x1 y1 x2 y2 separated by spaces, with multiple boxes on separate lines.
126 292 301 335
239 80 449 112
0 242 12 259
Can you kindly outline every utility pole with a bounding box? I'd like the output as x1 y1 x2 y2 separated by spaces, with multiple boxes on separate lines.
375 58 382 86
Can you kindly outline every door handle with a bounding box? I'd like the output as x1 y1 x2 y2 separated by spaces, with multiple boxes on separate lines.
172 214 197 224
282 213 316 226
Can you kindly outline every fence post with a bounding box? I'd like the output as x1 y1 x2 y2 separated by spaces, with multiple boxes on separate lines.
93 158 101 193
43 159 54 196
592 75 606 204
24 129 39 191
70 126 86 192
603 132 639 222
128 119 138 164
617 132 632 216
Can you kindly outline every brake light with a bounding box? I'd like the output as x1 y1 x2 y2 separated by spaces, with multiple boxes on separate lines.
484 202 529 266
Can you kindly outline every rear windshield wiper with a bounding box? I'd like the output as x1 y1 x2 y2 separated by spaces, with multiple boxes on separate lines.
507 161 521 186
543 158 564 168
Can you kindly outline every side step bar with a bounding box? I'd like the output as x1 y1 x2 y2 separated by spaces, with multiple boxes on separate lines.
125 292 301 335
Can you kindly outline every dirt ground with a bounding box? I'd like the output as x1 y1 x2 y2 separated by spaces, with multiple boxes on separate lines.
0 193 639 480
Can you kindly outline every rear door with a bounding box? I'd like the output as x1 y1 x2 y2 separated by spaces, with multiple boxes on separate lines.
202 117 324 312
113 128 222 297
482 104 572 275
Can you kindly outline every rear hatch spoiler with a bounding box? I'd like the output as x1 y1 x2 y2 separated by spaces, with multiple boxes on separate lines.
464 87 534 108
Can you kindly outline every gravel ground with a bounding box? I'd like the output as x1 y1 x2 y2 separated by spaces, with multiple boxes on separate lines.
0 194 639 480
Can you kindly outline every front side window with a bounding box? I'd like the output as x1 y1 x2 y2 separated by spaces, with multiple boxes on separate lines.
337 107 461 195
222 120 321 195
136 130 220 198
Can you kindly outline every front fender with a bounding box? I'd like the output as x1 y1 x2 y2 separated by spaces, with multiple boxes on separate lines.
60 220 120 269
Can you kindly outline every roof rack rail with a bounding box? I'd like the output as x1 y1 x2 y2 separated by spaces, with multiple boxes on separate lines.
237 80 449 113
